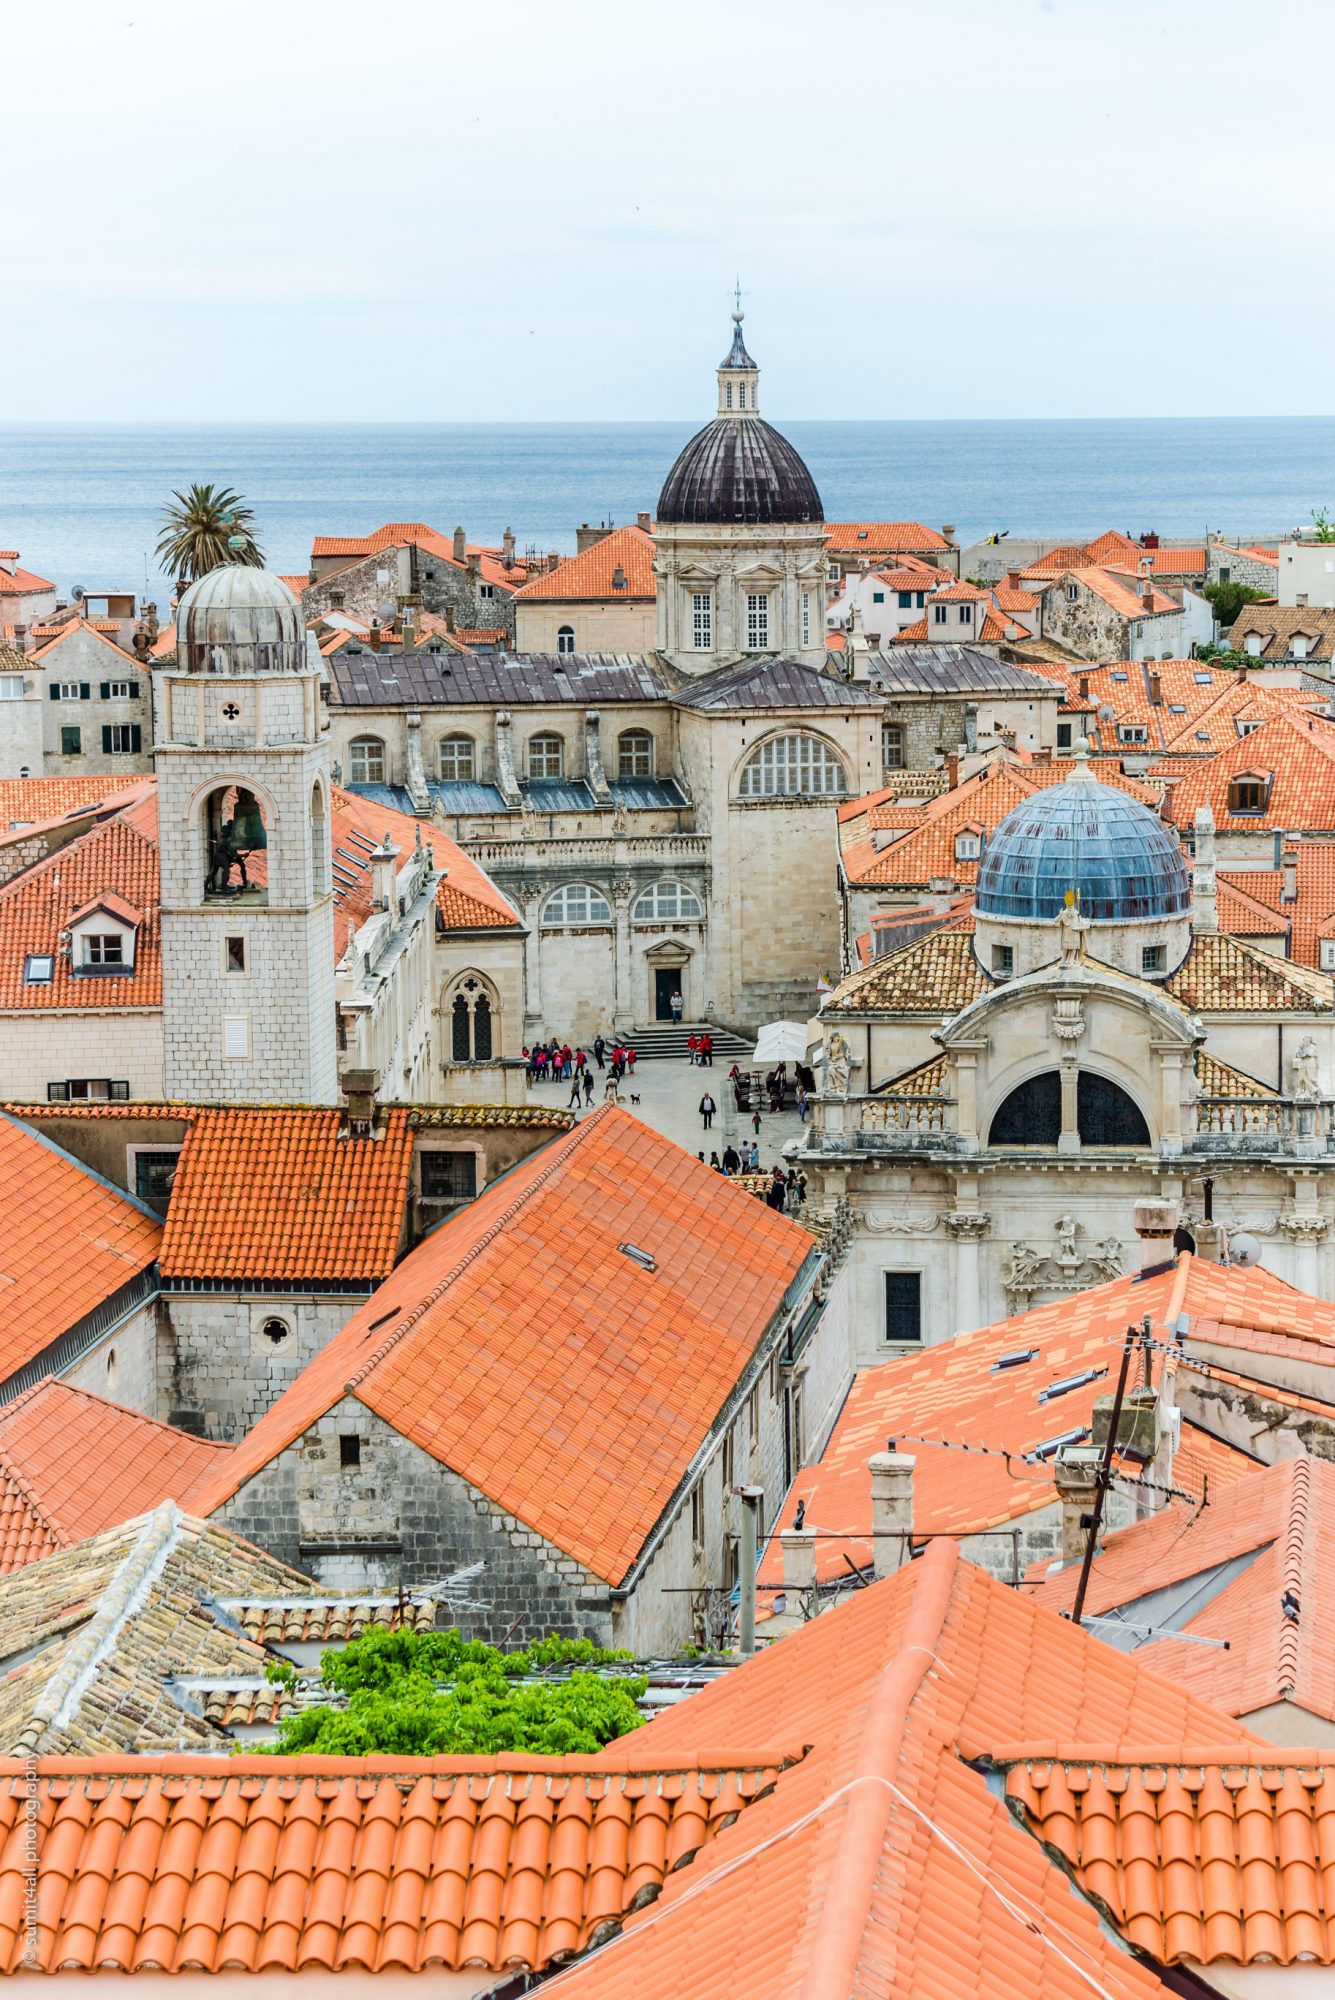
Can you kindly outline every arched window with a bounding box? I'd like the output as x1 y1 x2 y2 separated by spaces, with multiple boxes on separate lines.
556 627 576 656
349 736 386 785
738 734 847 799
987 1070 1150 1149
528 733 564 780
542 883 612 927
438 734 476 781
882 720 905 771
618 729 654 779
202 783 268 903
633 879 704 922
310 782 328 895
448 976 499 1062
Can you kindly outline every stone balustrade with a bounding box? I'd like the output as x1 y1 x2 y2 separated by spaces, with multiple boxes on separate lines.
466 834 710 870
1191 1095 1335 1156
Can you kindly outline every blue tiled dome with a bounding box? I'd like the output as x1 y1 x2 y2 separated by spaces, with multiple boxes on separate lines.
975 769 1190 921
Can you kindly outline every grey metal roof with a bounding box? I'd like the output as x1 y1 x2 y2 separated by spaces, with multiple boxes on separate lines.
608 776 690 810
327 650 671 708
672 658 883 711
430 780 510 814
657 417 823 527
869 647 1064 696
342 782 417 814
522 778 597 813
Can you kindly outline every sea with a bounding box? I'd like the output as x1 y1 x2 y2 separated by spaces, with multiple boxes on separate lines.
2 415 1332 599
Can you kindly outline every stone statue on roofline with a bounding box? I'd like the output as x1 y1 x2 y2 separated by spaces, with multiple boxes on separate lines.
824 1030 857 1098
1056 889 1091 965
1291 1035 1321 1100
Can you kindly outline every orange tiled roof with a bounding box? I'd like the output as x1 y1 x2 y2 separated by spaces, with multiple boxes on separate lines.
759 1256 1277 1594
158 1106 415 1283
1213 870 1291 938
277 574 309 596
547 1543 1259 2000
0 1115 162 1383
0 562 54 595
0 1379 230 1571
28 617 139 666
0 775 132 830
186 1108 814 1584
512 525 655 603
1219 843 1335 966
824 520 954 552
1166 928 1335 1010
325 786 518 948
1157 708 1335 831
0 1751 789 1975
312 525 531 593
1158 676 1326 755
1065 564 1179 619
1004 1746 1335 1965
822 928 989 1013
0 807 161 1011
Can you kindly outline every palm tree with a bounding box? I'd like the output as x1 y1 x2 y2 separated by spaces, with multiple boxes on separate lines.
156 483 265 589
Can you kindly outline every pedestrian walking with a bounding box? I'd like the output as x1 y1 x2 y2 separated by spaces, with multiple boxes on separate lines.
594 1035 606 1069
687 1033 700 1065
796 1083 808 1123
701 1034 713 1067
751 1108 762 1137
670 988 683 1024
748 1140 760 1171
709 1150 722 1171
699 1091 717 1131
722 1143 741 1174
582 1070 595 1104
567 1074 583 1110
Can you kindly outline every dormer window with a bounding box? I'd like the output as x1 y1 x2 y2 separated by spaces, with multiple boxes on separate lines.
82 934 124 967
954 830 982 861
1227 773 1271 815
1245 633 1264 656
67 893 140 975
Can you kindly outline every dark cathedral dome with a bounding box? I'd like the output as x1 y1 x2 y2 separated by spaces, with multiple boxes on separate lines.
657 418 825 527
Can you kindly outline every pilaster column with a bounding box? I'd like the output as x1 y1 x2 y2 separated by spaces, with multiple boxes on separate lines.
1058 1059 1080 1154
949 1039 985 1150
612 878 635 1033
522 888 544 1035
1153 1043 1184 1154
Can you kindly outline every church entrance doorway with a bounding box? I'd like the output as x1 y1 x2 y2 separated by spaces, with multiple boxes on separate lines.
655 967 682 1021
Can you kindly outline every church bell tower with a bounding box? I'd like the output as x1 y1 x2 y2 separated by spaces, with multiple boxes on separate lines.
153 565 338 1104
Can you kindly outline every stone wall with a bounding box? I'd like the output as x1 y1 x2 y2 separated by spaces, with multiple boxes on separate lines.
59 1296 164 1417
34 630 152 776
162 1294 366 1439
514 600 655 655
0 1007 165 1103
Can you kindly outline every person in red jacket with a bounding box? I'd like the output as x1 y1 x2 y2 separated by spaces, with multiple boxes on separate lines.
687 1033 700 1064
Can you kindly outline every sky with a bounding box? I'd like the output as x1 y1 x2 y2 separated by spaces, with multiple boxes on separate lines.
4 0 1334 423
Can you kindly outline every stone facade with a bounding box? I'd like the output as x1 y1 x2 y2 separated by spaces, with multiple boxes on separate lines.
514 597 655 655
21 627 152 779
1040 573 1185 662
162 1294 366 1440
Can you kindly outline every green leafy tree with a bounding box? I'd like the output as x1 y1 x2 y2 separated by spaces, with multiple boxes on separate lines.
1203 580 1269 631
156 483 264 589
1312 507 1335 544
255 1626 647 1758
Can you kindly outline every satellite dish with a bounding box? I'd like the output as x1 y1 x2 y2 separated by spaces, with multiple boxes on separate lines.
1098 703 1116 720
376 600 397 625
71 585 85 601
1228 1231 1262 1268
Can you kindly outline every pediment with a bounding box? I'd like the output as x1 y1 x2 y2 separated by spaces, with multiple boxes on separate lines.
935 958 1202 1051
734 560 787 585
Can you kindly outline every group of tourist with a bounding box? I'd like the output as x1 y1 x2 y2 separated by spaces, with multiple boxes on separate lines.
698 1148 807 1210
524 1036 637 1098
685 1033 714 1065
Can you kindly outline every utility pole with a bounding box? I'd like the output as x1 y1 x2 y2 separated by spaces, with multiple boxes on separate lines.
1070 1326 1135 1628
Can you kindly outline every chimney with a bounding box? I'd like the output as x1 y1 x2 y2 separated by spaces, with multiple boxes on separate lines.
636 511 652 534
1141 578 1154 610
779 1526 818 1604
370 834 400 913
368 622 381 652
341 1069 379 1138
444 603 456 633
502 526 515 562
1192 804 1217 933
1282 845 1299 903
467 552 481 580
452 526 467 564
940 525 955 544
1148 670 1163 706
869 1445 915 1578
1133 1198 1179 1269
1078 674 1090 702
946 752 959 789
12 624 27 653
1053 1444 1102 1564
329 586 345 610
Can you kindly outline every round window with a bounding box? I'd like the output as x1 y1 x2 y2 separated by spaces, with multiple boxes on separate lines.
262 1317 291 1347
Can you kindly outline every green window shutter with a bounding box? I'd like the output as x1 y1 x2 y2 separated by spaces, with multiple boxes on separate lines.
79 682 90 700
100 682 110 699
130 724 142 752
102 725 113 753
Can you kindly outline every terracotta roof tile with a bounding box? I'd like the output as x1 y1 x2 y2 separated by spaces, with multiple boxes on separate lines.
0 808 160 1011
1156 709 1335 831
0 562 54 595
1004 1745 1335 1965
824 520 954 552
186 1109 814 1584
822 929 989 1013
0 1381 230 1569
513 526 655 603
0 776 132 829
1230 605 1335 659
1166 929 1335 1011
28 618 140 666
1220 844 1335 967
0 1116 161 1382
0 1749 787 1972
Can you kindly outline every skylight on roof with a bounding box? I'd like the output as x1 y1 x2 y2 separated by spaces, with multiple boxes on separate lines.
991 1348 1038 1373
1194 672 1214 684
1037 1367 1107 1404
23 954 54 985
1026 1426 1091 1462
618 1242 657 1272
1169 703 1187 713
1111 672 1129 682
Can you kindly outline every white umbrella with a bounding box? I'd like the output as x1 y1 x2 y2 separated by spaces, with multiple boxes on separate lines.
750 1019 809 1067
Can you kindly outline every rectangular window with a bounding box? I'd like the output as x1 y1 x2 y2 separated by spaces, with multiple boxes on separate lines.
339 1434 361 1468
225 936 246 973
721 1427 734 1493
222 1014 250 1059
958 605 971 622
48 1078 129 1103
1118 724 1148 745
932 605 948 625
60 725 81 756
691 592 712 649
0 675 23 700
884 1271 923 1343
134 1150 180 1201
419 1150 478 1201
102 681 134 700
746 593 770 651
872 591 885 604
82 933 124 966
1141 945 1166 975
897 591 912 609
102 724 141 754
801 590 811 649
1057 722 1073 749
478 582 495 599
746 1381 760 1451
991 944 1014 977
56 682 82 701
690 1484 705 1553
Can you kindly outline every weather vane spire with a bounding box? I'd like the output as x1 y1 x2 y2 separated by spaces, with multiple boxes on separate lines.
733 276 743 323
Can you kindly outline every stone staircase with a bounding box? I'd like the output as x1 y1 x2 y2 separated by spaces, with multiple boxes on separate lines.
627 1022 754 1062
